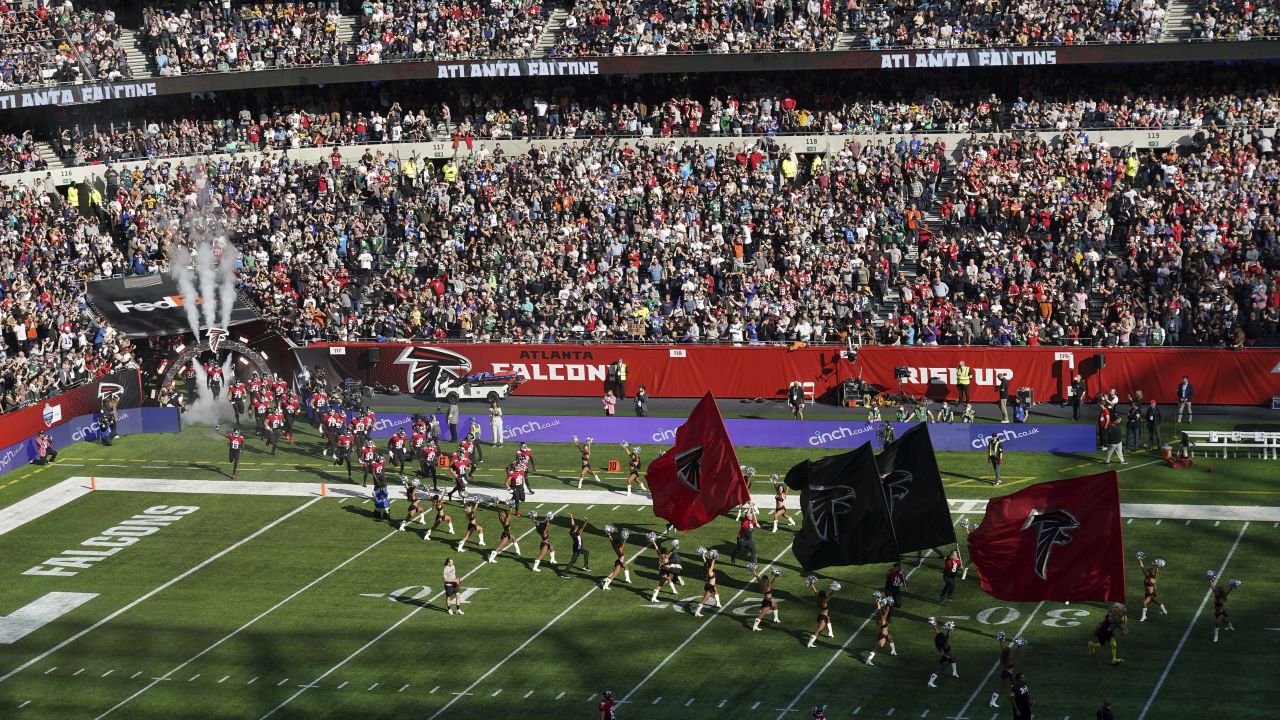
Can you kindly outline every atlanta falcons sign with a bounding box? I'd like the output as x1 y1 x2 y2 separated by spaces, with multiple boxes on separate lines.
675 446 704 491
881 471 913 515
1021 509 1081 581
394 346 473 395
807 483 857 543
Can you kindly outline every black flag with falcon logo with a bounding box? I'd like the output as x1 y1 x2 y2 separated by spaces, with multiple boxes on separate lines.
875 423 957 554
786 443 898 571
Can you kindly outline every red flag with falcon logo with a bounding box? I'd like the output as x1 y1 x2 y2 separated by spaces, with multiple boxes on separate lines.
968 471 1126 603
645 393 750 531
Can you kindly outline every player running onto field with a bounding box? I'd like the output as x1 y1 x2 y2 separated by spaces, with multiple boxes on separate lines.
424 493 454 541
600 525 632 589
865 592 896 663
531 511 557 572
692 548 721 617
420 439 441 490
220 426 245 479
1207 571 1240 642
575 436 600 488
455 498 485 552
1136 552 1168 621
486 506 522 563
805 577 839 649
927 618 959 687
446 452 471 500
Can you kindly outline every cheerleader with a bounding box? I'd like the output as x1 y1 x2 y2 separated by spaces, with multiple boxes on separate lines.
749 564 782 631
600 526 632 590
1136 552 1168 621
865 593 896 664
575 436 600 488
926 618 959 687
691 548 721 617
806 577 839 649
531 511 557 573
770 478 795 532
1207 572 1240 642
990 631 1020 708
424 493 454 541
565 514 591 574
486 506 521 563
649 537 680 602
624 444 647 496
455 498 485 552
397 484 427 532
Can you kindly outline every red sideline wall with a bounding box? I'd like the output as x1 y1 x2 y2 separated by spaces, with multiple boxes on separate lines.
297 344 1280 405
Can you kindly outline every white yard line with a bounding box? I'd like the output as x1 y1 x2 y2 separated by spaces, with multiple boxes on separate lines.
952 601 1047 719
258 506 569 719
1117 460 1162 473
621 545 792 706
94 527 401 718
775 556 933 720
426 545 648 720
1137 522 1249 720
0 497 321 684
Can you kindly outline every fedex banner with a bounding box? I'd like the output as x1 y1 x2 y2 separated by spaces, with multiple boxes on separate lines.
0 407 181 477
351 413 1096 453
0 371 143 450
84 272 258 339
298 343 1278 405
857 347 1280 406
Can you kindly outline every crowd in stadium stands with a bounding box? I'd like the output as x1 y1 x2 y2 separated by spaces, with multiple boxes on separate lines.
554 0 842 56
0 1 129 88
0 130 48 174
141 1 343 75
354 0 549 61
1191 1 1280 40
846 0 1169 48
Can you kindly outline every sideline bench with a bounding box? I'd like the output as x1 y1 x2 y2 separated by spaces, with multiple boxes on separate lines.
1182 430 1280 459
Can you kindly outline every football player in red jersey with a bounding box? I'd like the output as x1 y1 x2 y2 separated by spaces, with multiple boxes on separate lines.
516 443 536 494
266 405 284 455
424 492 453 541
939 549 963 604
253 394 270 440
446 453 471 500
810 706 828 720
486 505 521 563
387 428 408 478
220 427 245 480
598 689 617 720
358 438 377 486
455 498 484 552
282 392 299 443
228 381 246 427
369 453 387 487
334 428 355 480
420 439 441 490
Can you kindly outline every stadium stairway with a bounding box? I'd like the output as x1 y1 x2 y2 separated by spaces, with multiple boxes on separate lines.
123 29 153 79
335 14 358 44
1162 0 1196 41
34 141 66 170
532 8 571 58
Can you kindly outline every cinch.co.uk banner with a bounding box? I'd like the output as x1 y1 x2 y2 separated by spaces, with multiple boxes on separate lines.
349 414 1096 453
298 343 1278 406
0 407 181 477
0 371 143 450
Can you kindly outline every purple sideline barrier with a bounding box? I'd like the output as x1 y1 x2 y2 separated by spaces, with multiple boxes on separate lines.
0 407 182 477
357 413 1096 453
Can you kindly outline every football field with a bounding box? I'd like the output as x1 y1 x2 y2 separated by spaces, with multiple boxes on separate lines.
0 425 1276 720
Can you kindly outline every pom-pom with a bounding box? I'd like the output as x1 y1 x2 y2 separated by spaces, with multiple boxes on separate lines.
1206 569 1217 578
697 546 708 556
927 616 938 626
1153 558 1166 568
772 567 783 577
604 524 616 534
746 562 759 574
943 621 956 631
745 467 757 477
806 575 819 586
670 539 680 549
1014 636 1029 648
634 446 642 454
544 512 555 522
770 473 780 482
827 581 841 593
871 590 884 600
646 532 658 543
525 511 538 520
708 549 719 559
573 435 579 443
995 630 1007 641
586 437 594 444
620 529 630 540
1136 550 1146 560
1229 579 1243 589
619 441 629 449
958 517 971 530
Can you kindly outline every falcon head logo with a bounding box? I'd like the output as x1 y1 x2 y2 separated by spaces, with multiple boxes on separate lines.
806 483 857 543
97 382 124 403
394 346 473 395
674 446 704 491
881 470 913 515
1021 509 1081 581
205 327 227 354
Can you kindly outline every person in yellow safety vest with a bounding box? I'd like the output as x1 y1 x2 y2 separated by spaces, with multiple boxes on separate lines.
442 161 458 183
781 155 797 183
66 184 79 210
88 185 103 209
956 361 972 403
403 157 418 186
986 435 1003 486
614 359 627 399
811 155 823 174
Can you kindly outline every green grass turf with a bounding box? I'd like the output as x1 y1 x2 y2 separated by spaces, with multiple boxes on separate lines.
2 423 1278 512
0 487 1275 720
